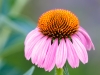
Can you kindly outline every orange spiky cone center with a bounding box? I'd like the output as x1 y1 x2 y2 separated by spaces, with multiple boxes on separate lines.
38 9 79 38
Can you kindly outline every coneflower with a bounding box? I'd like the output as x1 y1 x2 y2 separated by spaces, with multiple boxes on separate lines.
24 9 95 72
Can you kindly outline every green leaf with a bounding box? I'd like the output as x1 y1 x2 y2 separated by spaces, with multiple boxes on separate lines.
2 16 36 35
0 60 22 75
0 15 36 59
2 49 33 72
0 0 2 12
9 0 29 17
24 66 35 75
0 26 11 53
63 64 69 75
1 0 15 15
9 16 36 34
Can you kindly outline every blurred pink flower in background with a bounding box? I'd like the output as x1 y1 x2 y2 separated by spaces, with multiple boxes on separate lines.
24 9 95 72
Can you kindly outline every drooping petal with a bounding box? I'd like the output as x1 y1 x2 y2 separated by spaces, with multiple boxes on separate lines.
72 35 88 64
24 28 38 44
66 38 79 68
43 39 58 72
25 32 44 60
31 36 48 64
79 27 95 50
76 32 89 50
37 38 51 68
56 39 63 67
56 39 67 68
62 39 68 67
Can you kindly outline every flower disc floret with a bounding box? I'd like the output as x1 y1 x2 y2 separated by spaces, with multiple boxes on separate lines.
38 9 79 38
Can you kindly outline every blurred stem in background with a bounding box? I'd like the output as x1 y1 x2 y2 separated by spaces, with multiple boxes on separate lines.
0 0 34 58
0 26 11 52
0 0 36 75
9 0 29 17
0 0 2 10
3 16 27 35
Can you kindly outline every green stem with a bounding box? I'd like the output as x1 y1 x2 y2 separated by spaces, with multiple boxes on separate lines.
55 68 63 75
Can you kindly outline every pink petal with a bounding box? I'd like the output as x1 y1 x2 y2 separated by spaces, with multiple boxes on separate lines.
56 39 67 68
24 28 38 44
43 39 58 72
25 30 42 46
72 35 88 64
66 39 79 68
37 38 51 68
76 32 89 50
31 36 48 64
25 33 43 60
79 27 95 50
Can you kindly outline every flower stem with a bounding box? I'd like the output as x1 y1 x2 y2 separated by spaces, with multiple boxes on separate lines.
55 68 63 75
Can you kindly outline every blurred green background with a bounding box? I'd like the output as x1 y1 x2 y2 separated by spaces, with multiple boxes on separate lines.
0 0 100 75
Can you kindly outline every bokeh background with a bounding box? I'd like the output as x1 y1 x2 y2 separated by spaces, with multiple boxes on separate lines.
0 0 100 75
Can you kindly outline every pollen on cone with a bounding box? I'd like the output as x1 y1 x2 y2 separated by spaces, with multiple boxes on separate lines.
38 9 79 38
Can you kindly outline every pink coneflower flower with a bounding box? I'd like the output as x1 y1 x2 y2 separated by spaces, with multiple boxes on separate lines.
24 9 95 72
